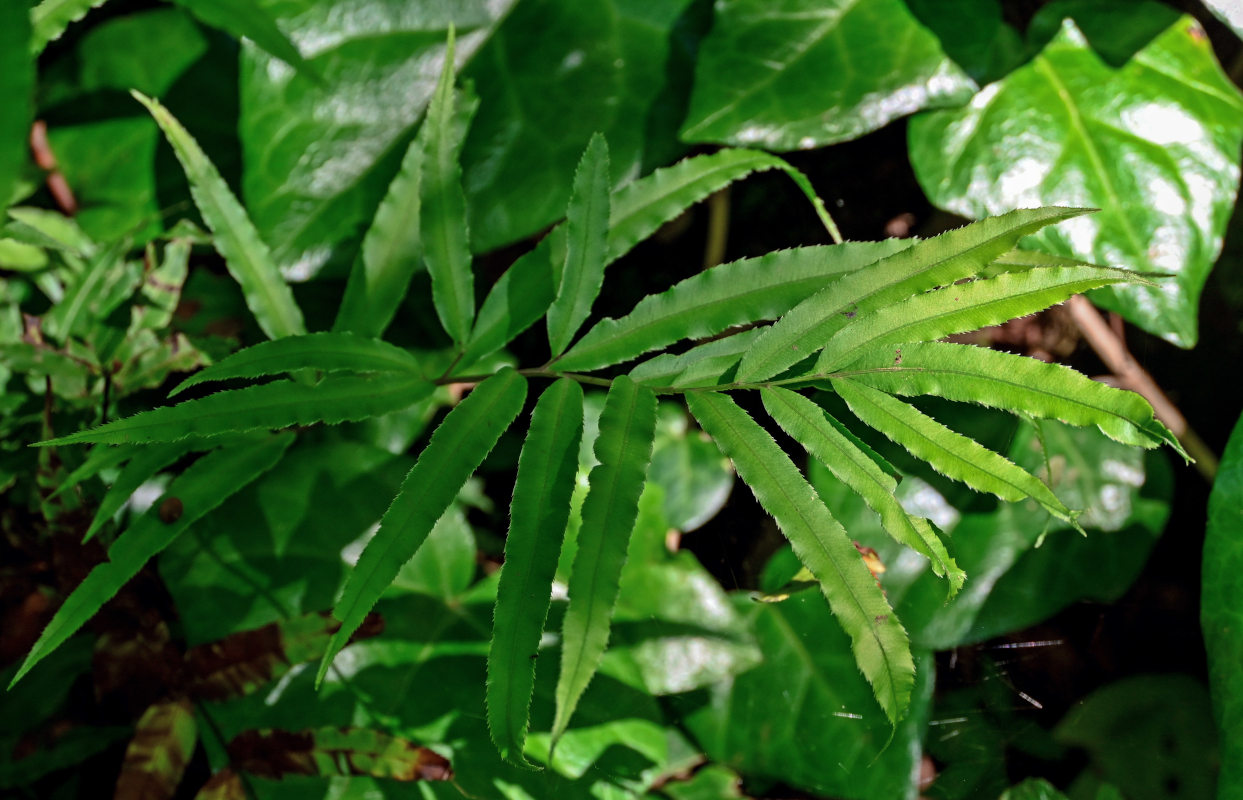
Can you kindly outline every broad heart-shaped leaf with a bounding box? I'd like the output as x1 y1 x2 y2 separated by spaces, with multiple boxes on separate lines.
135 92 305 341
9 433 293 688
685 391 913 724
735 207 1088 384
761 387 963 593
41 374 433 446
1203 412 1243 795
908 18 1243 347
238 1 514 281
831 378 1078 528
422 27 475 347
554 241 912 374
464 147 842 367
170 333 424 397
0 4 31 213
553 376 657 747
319 368 527 686
29 0 110 54
839 341 1180 452
169 0 318 82
488 379 584 766
813 263 1149 372
680 0 975 150
547 134 610 358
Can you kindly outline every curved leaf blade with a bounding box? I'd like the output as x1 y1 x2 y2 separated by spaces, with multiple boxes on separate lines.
84 439 199 542
169 0 319 82
1 3 31 212
29 0 109 54
814 264 1148 372
685 391 913 724
488 379 585 766
735 207 1089 383
170 333 424 397
629 330 760 389
553 376 657 746
319 368 528 685
9 433 294 687
40 374 433 446
556 241 912 373
547 134 610 358
135 92 305 341
761 387 964 593
839 341 1180 452
831 377 1077 526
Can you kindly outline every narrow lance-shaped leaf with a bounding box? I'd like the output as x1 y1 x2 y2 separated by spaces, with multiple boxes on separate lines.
736 207 1090 383
43 239 131 342
10 433 294 687
134 92 305 341
334 132 425 337
552 376 657 747
629 330 761 389
685 391 914 724
814 264 1149 373
487 379 584 766
1 2 31 212
547 134 610 358
169 0 320 83
838 341 1181 453
84 439 200 541
40 374 433 446
761 387 964 594
556 241 912 373
831 377 1079 528
29 0 110 54
170 333 424 397
319 369 528 685
421 27 475 346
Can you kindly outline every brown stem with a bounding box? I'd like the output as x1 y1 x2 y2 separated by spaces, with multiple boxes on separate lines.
30 121 78 215
703 187 730 270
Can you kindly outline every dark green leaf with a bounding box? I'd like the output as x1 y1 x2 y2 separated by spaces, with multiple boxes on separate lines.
170 0 320 81
547 134 610 358
84 439 201 541
0 4 31 211
29 0 110 54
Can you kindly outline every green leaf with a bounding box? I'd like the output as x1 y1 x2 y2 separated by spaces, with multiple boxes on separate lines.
333 132 424 338
839 341 1180 452
1027 0 1180 67
9 433 293 687
29 0 110 55
908 17 1243 346
1206 0 1243 40
680 0 974 150
735 207 1088 383
422 27 476 346
488 379 584 766
1204 411 1243 795
555 241 911 373
42 239 133 342
47 444 137 502
629 330 760 389
41 374 434 446
553 376 657 746
831 377 1078 527
135 92 305 341
84 439 202 542
170 333 424 397
319 368 527 685
761 387 963 592
237 2 515 279
814 264 1149 372
1 4 31 211
685 391 913 724
905 0 1024 85
547 134 610 358
169 0 320 82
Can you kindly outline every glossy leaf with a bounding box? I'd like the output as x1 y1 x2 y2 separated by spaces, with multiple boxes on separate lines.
839 341 1179 451
333 128 424 337
10 433 293 687
547 134 610 358
908 18 1243 346
422 28 475 346
170 333 424 397
170 0 318 81
815 263 1149 372
1204 411 1243 795
41 374 433 446
136 92 305 341
685 391 913 724
115 698 198 800
680 0 974 150
0 5 31 211
238 1 514 280
831 378 1077 527
761 386 963 591
735 207 1087 383
29 0 110 54
553 376 657 746
84 439 200 541
488 379 584 766
320 368 527 685
555 241 911 373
